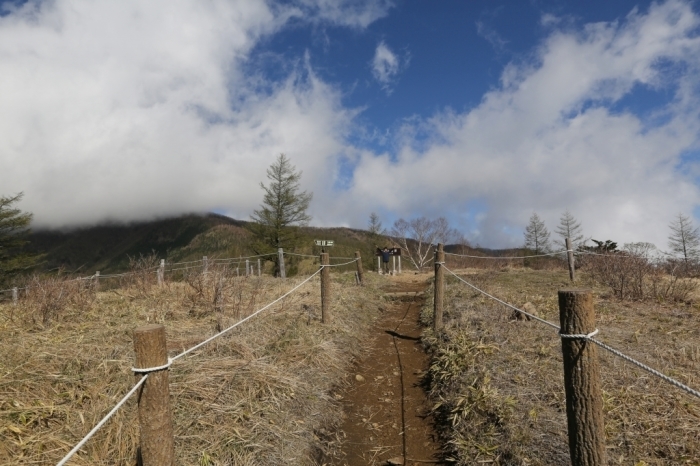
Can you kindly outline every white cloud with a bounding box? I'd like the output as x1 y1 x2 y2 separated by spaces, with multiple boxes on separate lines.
0 0 377 228
371 41 404 91
2 0 700 254
339 0 700 249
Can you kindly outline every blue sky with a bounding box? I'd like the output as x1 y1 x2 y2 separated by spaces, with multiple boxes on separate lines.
1 0 699 249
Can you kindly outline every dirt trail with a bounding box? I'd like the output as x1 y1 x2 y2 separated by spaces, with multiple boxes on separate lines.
331 274 444 466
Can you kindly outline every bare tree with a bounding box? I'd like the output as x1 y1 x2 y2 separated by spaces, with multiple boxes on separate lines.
391 216 455 271
554 210 584 250
524 213 551 255
668 213 700 273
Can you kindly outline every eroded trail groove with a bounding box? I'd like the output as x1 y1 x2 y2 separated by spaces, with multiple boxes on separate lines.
332 275 444 466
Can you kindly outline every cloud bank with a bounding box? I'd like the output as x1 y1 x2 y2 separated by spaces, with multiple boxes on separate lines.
1 0 699 251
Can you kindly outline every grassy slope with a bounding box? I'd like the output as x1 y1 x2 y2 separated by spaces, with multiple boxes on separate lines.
421 266 700 465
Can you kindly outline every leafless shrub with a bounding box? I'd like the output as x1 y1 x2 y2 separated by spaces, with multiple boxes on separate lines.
584 243 697 302
23 273 77 325
125 252 160 294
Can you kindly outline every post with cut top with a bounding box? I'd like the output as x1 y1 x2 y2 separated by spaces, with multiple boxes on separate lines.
12 287 18 305
354 251 364 285
203 256 208 274
566 238 575 282
94 271 100 291
158 259 165 287
133 324 175 466
278 248 286 278
320 252 331 323
245 259 250 277
257 258 261 277
558 289 605 466
434 243 445 331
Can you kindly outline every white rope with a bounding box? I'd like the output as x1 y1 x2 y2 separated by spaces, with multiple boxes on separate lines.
321 258 359 267
283 252 317 258
443 266 560 330
589 338 700 399
55 376 148 466
213 252 276 262
444 249 568 259
331 256 355 260
560 329 599 339
131 358 173 373
171 269 322 362
442 265 700 400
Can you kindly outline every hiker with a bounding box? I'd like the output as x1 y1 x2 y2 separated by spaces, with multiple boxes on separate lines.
381 247 391 274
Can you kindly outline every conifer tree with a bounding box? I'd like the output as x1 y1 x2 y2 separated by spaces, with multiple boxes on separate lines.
524 212 551 255
0 193 39 286
555 210 584 250
250 154 312 275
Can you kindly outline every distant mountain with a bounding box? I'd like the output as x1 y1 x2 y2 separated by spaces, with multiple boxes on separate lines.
26 213 386 275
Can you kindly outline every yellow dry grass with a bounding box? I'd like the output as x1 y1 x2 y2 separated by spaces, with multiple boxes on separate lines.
421 267 700 465
0 266 388 465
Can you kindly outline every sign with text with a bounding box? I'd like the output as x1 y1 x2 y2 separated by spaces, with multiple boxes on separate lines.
376 247 401 256
314 240 334 247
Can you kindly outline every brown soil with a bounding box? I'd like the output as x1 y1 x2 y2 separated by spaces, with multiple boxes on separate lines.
330 273 445 466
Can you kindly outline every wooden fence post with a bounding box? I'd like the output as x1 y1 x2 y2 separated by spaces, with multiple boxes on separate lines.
245 259 250 277
94 271 100 292
278 248 286 279
257 258 261 277
558 290 605 466
566 238 575 282
434 243 444 331
320 252 331 323
12 287 18 305
354 251 364 285
203 256 208 274
133 324 175 466
377 256 381 274
158 259 165 287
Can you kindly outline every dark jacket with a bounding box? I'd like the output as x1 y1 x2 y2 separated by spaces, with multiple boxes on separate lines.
381 250 390 262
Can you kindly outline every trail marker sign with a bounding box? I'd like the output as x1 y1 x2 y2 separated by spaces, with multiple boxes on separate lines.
314 240 334 247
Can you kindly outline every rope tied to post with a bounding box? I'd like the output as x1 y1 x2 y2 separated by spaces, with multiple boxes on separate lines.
131 357 173 373
559 328 599 339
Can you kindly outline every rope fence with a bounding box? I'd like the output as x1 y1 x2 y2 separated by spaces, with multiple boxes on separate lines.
54 266 329 466
439 262 700 401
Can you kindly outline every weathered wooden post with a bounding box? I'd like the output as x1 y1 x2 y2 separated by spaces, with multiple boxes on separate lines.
245 259 250 277
12 287 18 305
558 290 605 466
257 258 261 277
158 259 165 287
133 324 175 466
392 255 396 275
278 248 286 279
566 238 575 282
398 252 402 274
355 251 364 285
203 256 208 274
320 252 331 323
377 256 381 274
94 271 100 292
434 243 444 331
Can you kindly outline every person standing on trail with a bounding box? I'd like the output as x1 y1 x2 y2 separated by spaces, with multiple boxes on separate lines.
381 247 390 274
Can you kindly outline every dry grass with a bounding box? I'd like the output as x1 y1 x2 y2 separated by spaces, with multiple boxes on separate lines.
0 266 387 465
421 267 700 465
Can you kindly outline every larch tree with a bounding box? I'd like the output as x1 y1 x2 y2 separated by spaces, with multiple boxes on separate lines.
0 193 39 286
524 212 551 255
668 213 700 273
554 210 585 250
250 154 313 276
